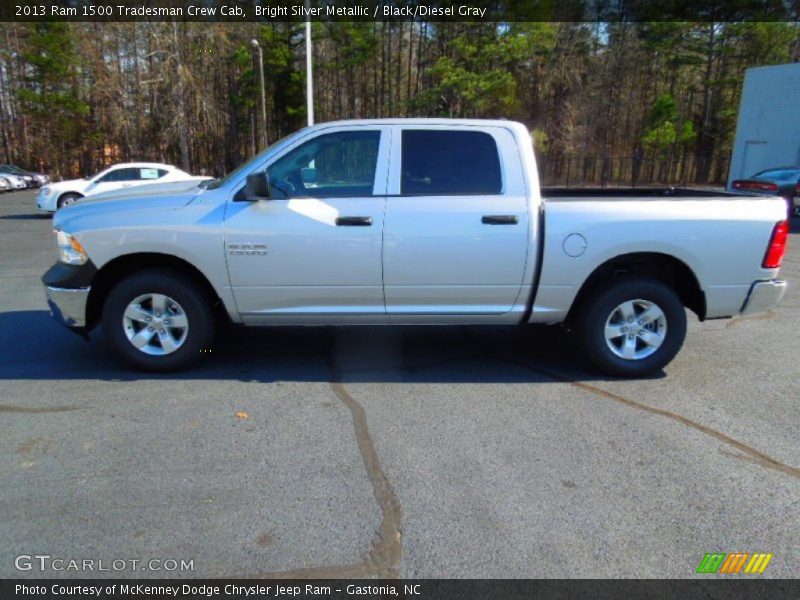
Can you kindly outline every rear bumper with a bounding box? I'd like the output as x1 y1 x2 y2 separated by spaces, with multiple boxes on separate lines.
740 279 787 315
45 285 90 330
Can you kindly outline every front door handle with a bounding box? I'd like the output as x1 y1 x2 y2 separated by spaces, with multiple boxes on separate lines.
336 216 373 226
482 215 519 225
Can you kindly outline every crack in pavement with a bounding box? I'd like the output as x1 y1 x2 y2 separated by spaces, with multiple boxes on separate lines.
461 328 800 481
326 346 404 579
326 383 403 577
239 339 403 579
0 404 83 414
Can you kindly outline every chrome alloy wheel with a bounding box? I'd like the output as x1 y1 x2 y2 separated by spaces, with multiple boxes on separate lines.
122 293 189 356
604 299 667 360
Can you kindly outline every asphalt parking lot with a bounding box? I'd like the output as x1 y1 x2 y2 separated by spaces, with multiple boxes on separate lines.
0 190 798 579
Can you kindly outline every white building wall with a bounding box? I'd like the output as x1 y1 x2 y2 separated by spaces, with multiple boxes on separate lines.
728 63 800 188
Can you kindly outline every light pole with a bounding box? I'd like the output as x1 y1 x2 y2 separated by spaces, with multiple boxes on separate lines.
250 38 268 149
305 18 314 126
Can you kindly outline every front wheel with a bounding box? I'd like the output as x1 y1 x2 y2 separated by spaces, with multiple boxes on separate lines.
575 276 687 377
102 270 215 371
57 193 82 209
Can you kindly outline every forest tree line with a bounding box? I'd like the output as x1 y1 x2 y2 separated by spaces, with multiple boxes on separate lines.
0 21 798 185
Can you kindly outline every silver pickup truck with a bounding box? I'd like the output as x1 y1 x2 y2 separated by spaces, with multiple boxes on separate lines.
43 119 788 376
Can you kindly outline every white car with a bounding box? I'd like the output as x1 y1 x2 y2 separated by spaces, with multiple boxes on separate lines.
36 162 198 213
0 171 28 190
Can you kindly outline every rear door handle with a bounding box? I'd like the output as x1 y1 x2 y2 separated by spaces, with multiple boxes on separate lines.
335 216 373 227
482 215 519 225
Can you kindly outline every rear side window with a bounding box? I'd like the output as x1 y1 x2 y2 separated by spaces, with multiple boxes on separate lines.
139 168 163 180
401 130 502 195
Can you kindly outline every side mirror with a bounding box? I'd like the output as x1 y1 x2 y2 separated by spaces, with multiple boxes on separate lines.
301 167 317 185
245 172 271 201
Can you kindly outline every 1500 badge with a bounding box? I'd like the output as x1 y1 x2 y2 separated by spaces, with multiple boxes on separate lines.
227 243 267 256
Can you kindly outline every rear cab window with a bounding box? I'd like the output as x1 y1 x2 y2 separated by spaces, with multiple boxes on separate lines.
400 129 503 195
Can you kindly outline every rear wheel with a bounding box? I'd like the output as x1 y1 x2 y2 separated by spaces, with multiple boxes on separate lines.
57 193 82 209
102 270 215 371
575 276 687 377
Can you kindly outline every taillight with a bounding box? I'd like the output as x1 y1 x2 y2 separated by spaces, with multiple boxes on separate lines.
734 180 779 192
763 220 789 269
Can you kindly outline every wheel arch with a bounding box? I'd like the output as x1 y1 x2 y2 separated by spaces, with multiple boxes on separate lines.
86 253 228 330
57 190 84 202
566 252 706 322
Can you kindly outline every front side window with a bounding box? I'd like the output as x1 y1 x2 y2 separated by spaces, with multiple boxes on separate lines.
96 169 121 183
401 130 502 195
265 130 380 198
98 168 140 183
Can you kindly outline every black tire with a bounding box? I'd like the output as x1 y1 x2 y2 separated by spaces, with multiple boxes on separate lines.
102 269 215 371
57 193 82 209
575 276 687 378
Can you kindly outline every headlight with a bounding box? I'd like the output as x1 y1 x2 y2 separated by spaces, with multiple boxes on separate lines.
54 229 88 265
41 186 50 195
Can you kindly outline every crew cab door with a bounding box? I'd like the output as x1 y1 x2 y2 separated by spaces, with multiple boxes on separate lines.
383 126 530 321
224 126 390 323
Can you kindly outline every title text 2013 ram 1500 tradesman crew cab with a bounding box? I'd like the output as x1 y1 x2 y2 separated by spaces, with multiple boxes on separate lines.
43 119 789 376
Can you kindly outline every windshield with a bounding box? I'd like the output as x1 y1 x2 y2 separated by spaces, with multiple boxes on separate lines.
202 130 307 190
753 169 800 181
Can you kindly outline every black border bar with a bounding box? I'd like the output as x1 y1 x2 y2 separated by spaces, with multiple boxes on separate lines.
2 1 800 22
3 579 800 600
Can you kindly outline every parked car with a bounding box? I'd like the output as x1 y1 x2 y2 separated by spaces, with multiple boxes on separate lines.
0 176 10 192
731 167 800 216
43 119 788 376
0 164 49 188
36 162 199 212
0 171 28 190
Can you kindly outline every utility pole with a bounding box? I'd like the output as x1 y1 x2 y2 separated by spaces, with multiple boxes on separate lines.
305 6 314 126
250 38 268 148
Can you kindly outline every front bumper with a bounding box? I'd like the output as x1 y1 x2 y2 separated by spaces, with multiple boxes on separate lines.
740 279 787 315
36 191 55 213
42 261 98 334
45 285 90 329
